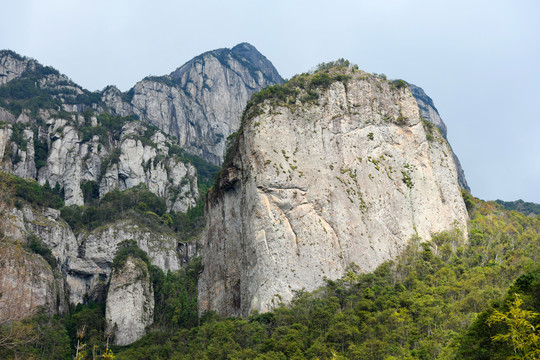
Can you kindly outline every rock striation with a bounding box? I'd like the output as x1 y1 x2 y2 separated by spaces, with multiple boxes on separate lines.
198 69 469 317
105 256 154 346
102 43 283 165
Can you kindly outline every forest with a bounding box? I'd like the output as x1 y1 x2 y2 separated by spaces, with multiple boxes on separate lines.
1 175 539 359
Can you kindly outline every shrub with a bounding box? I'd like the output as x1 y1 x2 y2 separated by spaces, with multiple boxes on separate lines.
112 239 150 270
26 233 57 268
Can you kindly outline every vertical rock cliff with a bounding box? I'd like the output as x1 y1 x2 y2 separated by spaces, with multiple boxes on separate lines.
198 68 469 317
408 83 469 191
0 241 60 320
105 256 154 346
0 114 199 209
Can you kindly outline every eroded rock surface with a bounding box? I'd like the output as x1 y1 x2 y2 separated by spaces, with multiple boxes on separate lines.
105 256 154 346
408 83 469 191
0 117 199 210
198 69 469 317
0 241 59 320
103 43 283 164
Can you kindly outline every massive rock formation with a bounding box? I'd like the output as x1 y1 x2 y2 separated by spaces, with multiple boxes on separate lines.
408 83 469 191
198 69 469 317
0 50 100 112
102 43 283 164
105 256 154 346
3 201 195 308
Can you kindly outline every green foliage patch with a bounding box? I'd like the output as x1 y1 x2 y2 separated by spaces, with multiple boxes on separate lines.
112 239 150 270
110 197 540 359
1 173 64 209
5 194 540 359
60 184 167 233
496 199 540 216
26 232 57 268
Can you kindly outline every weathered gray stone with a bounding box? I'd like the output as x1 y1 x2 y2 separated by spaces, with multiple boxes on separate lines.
198 69 469 317
103 43 283 165
105 256 154 346
0 241 59 320
408 83 469 191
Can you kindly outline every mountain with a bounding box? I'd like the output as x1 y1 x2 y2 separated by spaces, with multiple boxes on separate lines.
198 65 469 317
0 43 284 346
0 48 476 353
495 198 540 216
102 43 284 165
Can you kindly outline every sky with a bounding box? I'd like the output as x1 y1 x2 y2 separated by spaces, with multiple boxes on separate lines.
1 0 539 203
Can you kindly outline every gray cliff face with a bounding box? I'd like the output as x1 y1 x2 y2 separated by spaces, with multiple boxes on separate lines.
198 70 469 317
67 219 190 305
408 83 470 192
0 241 60 320
105 256 154 346
103 43 283 165
0 49 202 320
0 50 33 85
0 114 199 211
4 203 196 309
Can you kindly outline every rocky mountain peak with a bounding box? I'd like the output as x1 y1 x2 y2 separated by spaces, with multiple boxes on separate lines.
170 42 283 87
104 43 284 165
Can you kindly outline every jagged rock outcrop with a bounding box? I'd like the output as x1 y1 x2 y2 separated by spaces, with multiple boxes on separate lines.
0 50 98 112
105 256 154 346
67 219 191 305
4 202 195 307
103 43 283 165
198 69 469 317
0 50 32 85
0 115 199 210
408 83 469 191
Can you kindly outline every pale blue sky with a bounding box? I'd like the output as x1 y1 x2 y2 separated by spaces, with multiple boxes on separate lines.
1 0 539 203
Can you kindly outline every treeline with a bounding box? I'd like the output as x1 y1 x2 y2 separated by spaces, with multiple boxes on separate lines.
3 175 540 359
496 199 540 216
111 196 540 359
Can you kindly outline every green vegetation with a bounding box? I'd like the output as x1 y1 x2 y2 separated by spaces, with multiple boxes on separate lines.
96 197 540 359
142 75 176 87
0 65 62 116
421 117 439 142
167 143 220 194
2 180 540 359
496 199 540 216
112 239 151 270
26 233 57 268
0 311 71 360
455 268 540 359
0 173 64 209
81 112 134 143
0 55 103 116
60 184 167 233
392 79 408 90
242 61 355 122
